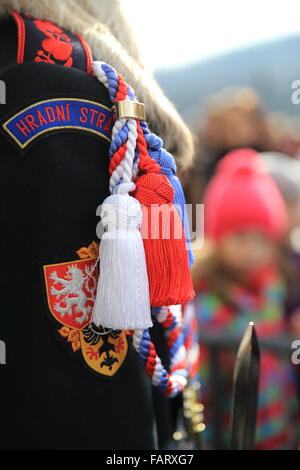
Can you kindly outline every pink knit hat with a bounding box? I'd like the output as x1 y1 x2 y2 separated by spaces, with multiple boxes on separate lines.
204 148 287 241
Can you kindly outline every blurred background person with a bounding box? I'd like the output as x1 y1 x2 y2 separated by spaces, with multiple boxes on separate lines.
187 87 269 205
186 89 300 208
260 153 300 337
264 115 300 158
192 148 300 449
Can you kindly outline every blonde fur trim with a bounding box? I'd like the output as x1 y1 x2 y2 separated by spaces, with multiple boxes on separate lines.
0 0 195 169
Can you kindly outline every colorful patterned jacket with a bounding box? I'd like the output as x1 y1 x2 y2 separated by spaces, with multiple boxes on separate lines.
194 268 300 449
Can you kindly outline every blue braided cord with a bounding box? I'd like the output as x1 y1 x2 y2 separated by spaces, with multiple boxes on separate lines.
143 132 164 152
139 329 151 364
109 122 129 158
140 120 159 140
139 347 150 365
151 306 185 377
155 149 176 174
142 328 150 343
148 149 174 177
172 176 195 266
102 62 134 102
168 316 178 331
169 335 184 360
157 369 169 392
101 63 119 102
139 328 174 393
99 65 130 189
101 65 138 190
127 85 135 101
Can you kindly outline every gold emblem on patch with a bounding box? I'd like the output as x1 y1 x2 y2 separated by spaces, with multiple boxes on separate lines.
80 325 127 376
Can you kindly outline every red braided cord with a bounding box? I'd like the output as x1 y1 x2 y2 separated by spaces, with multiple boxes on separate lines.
162 310 174 329
115 72 128 101
109 142 127 175
145 342 156 377
136 122 161 173
108 72 128 175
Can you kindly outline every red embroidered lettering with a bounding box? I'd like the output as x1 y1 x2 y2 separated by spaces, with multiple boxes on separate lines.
104 116 113 133
79 107 88 123
45 107 56 122
37 110 47 126
55 105 66 121
89 109 98 125
96 112 105 128
24 114 38 130
66 103 71 121
16 119 30 136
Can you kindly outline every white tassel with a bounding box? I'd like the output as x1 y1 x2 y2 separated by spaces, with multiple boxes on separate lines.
92 193 152 330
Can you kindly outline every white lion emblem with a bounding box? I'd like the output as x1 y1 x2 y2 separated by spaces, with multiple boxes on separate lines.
50 264 97 324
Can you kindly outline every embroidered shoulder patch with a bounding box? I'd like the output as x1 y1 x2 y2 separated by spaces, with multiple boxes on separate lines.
43 241 128 377
3 98 113 149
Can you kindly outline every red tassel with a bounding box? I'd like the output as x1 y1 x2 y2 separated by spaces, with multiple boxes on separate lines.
133 172 195 306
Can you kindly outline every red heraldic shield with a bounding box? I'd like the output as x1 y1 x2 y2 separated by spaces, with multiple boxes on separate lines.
43 258 98 330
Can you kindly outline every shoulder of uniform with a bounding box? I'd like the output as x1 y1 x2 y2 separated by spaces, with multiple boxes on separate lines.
0 16 18 71
0 61 110 106
0 62 113 153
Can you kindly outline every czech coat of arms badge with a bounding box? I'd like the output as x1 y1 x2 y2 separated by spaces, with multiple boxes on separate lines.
43 241 128 376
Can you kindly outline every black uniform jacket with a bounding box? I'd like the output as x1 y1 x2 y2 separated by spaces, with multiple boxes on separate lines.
0 13 157 450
